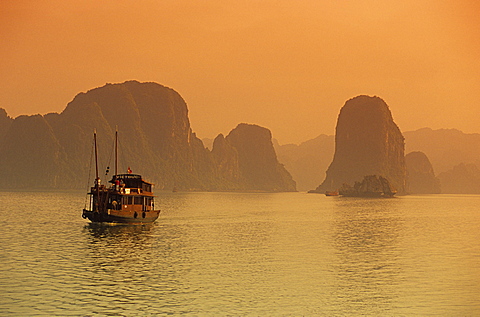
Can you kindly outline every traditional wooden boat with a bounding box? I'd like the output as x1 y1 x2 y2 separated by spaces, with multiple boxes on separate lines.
82 130 160 223
325 191 339 196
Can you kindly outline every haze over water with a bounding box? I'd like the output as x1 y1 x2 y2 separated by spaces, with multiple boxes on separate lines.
1 191 479 315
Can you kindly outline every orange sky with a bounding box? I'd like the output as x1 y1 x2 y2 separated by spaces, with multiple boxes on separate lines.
1 0 479 144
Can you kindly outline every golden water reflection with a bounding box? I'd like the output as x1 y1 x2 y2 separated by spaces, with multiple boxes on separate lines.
3 192 477 315
331 198 403 314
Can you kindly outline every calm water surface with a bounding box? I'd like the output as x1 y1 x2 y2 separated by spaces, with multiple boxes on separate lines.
0 191 479 316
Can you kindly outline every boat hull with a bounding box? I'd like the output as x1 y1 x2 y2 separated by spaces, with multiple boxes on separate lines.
325 191 339 196
82 209 160 224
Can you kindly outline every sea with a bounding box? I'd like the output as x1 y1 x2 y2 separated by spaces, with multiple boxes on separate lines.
1 190 479 316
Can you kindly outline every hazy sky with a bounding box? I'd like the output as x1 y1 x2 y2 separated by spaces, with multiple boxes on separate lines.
1 0 479 144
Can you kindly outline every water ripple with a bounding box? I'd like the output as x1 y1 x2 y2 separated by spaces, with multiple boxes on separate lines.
1 191 480 315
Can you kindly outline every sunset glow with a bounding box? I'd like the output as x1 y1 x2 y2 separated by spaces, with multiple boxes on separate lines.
1 0 479 143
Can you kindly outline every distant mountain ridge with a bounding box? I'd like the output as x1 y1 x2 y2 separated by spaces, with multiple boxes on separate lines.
275 127 480 194
274 134 334 191
404 128 480 194
438 163 480 194
404 127 480 175
0 81 295 191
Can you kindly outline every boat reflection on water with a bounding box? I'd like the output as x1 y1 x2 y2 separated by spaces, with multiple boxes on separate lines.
84 222 155 239
82 223 159 280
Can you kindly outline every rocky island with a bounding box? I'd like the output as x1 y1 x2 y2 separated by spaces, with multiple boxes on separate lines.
339 175 397 197
214 124 296 192
405 151 441 194
310 95 406 195
0 81 296 192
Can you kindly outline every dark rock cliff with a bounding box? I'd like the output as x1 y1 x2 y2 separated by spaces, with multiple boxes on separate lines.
312 95 406 193
0 81 293 191
223 124 296 192
405 151 441 194
44 80 215 190
0 108 13 140
211 133 241 188
0 114 70 188
276 128 479 194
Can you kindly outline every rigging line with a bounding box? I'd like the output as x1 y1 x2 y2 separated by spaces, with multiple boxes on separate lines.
118 131 128 174
104 133 115 177
84 137 95 209
93 134 106 180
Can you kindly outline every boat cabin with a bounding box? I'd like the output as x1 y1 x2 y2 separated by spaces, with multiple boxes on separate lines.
88 174 155 214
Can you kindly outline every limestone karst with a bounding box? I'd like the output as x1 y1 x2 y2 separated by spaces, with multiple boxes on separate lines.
405 151 441 194
438 163 480 194
0 108 13 140
0 81 295 192
404 128 480 179
219 123 296 192
311 95 406 194
278 127 480 194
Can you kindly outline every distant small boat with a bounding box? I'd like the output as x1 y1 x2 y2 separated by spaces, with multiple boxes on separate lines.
82 129 160 223
325 191 339 196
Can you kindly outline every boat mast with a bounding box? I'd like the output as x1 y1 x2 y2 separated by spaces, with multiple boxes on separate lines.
94 129 99 183
115 126 118 178
94 129 100 212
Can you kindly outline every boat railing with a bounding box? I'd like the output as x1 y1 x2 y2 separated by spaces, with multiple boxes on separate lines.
90 184 154 196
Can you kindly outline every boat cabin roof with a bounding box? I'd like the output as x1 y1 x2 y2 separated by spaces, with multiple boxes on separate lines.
110 174 153 187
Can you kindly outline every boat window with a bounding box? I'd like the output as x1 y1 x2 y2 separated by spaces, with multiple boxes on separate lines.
125 196 133 205
142 183 152 192
134 196 143 205
145 197 152 206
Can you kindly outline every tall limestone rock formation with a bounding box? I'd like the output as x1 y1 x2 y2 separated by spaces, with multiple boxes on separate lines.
0 81 216 190
0 81 294 191
212 124 296 191
405 151 441 194
0 108 13 140
211 133 241 188
0 114 70 188
312 95 406 193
